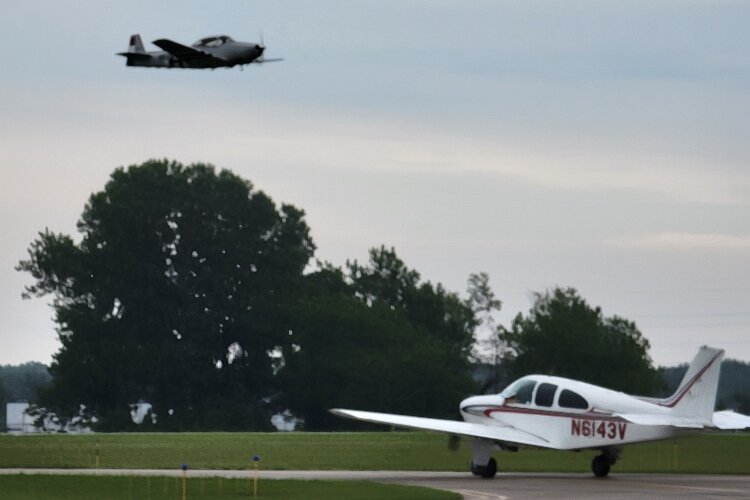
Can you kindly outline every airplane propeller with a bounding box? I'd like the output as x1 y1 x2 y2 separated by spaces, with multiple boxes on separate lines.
256 31 267 61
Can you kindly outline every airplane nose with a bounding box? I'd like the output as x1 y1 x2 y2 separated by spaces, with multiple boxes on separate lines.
460 394 505 414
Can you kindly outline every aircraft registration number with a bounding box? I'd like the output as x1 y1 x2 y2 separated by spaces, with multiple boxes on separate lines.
571 419 627 440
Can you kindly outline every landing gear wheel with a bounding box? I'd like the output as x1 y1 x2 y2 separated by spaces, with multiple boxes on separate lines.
483 457 497 478
470 460 481 476
470 457 497 478
592 454 611 477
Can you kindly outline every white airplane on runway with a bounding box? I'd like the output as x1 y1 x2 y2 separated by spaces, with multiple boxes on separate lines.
332 346 750 478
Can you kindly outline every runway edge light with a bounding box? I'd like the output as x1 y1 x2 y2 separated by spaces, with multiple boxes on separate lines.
181 463 188 500
252 454 261 498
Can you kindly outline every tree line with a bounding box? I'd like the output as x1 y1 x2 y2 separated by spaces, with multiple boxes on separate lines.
14 159 731 431
0 362 51 430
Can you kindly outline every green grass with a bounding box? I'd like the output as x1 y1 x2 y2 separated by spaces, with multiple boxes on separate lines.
0 475 458 500
0 432 748 474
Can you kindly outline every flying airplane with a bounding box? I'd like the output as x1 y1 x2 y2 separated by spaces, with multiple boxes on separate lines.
116 34 282 69
332 346 750 478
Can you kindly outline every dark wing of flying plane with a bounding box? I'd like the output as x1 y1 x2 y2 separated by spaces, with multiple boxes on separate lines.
152 38 226 66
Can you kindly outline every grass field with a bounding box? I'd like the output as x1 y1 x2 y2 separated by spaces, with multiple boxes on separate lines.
0 475 459 500
0 432 748 474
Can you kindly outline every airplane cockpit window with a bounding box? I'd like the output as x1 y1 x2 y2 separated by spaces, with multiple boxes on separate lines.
501 378 537 405
193 36 234 48
558 389 589 410
534 382 557 407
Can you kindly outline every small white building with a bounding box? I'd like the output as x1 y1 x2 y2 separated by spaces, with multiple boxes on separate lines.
6 402 36 433
5 402 93 433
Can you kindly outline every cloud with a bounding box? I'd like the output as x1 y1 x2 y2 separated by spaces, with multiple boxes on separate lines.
3 78 749 214
608 232 750 250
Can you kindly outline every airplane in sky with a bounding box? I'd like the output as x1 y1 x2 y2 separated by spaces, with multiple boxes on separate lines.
117 34 282 69
332 346 750 478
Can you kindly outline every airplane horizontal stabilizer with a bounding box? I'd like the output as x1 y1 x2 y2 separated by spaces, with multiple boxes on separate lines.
330 408 553 448
613 412 707 428
712 410 750 430
116 52 152 59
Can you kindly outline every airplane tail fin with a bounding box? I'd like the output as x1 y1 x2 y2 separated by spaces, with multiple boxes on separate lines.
127 34 145 53
663 346 724 423
116 34 151 66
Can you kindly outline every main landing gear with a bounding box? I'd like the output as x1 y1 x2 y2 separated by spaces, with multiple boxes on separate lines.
471 457 497 478
591 451 618 477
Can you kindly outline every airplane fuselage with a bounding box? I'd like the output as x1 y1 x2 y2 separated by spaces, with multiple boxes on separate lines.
460 402 678 451
126 43 264 68
460 375 682 450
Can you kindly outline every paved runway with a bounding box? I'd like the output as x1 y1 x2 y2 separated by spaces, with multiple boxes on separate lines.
383 472 750 499
1 469 749 499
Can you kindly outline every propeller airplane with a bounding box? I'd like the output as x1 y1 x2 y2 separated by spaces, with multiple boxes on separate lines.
117 34 282 69
332 346 750 478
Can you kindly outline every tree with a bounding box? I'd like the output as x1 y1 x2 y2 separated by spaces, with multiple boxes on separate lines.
503 287 661 395
279 249 479 429
0 362 51 401
346 246 477 357
466 272 505 390
17 160 314 430
0 367 5 431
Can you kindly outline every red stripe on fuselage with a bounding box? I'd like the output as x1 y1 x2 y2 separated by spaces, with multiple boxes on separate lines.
482 405 627 422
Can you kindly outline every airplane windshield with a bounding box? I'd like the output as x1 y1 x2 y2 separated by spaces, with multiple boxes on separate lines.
500 377 537 405
193 36 234 48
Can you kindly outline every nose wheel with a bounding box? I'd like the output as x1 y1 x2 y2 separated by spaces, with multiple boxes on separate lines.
470 457 497 478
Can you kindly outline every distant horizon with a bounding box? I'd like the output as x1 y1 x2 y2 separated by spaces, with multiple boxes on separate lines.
5 346 750 370
3 1 749 366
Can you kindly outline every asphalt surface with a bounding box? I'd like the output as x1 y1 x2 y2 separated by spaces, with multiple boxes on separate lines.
1 469 749 499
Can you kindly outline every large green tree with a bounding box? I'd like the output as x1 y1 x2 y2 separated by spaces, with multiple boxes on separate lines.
279 248 479 429
17 160 314 430
503 287 661 395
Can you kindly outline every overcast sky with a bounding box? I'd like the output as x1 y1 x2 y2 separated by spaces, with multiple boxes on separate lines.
2 1 749 367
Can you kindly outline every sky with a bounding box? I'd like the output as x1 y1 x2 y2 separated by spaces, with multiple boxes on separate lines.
1 0 749 367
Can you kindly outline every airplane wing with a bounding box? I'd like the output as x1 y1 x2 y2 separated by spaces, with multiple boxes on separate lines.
330 409 554 448
152 39 225 64
116 51 151 60
254 57 284 63
713 410 750 430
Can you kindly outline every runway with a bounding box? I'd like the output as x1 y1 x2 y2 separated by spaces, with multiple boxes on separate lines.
1 469 749 499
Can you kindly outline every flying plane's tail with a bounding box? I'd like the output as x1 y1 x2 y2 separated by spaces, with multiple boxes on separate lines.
127 34 146 53
662 346 723 423
116 34 152 66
